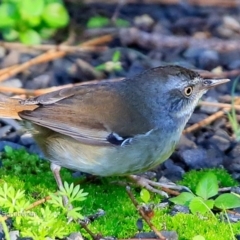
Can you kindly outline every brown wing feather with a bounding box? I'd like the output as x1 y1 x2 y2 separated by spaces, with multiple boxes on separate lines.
19 82 152 145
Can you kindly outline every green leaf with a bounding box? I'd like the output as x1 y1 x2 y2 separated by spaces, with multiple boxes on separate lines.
0 3 18 28
189 197 214 215
19 29 41 45
170 192 195 206
112 50 121 62
215 193 240 209
2 28 19 41
87 16 109 28
192 235 206 240
140 189 150 203
115 18 130 27
39 27 56 39
4 146 13 154
20 0 44 17
42 3 69 28
196 172 218 199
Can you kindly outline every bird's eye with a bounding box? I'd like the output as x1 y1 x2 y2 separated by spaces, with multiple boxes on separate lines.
184 86 193 96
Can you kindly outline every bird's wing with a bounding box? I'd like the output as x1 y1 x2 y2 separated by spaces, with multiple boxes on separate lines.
19 83 152 146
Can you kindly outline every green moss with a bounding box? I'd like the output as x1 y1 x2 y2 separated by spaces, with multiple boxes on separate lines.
178 168 238 193
1 147 240 239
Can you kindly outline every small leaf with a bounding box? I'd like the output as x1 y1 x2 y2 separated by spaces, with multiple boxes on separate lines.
19 30 41 45
2 28 19 41
0 3 18 28
112 51 121 62
20 0 44 17
87 16 109 28
215 193 240 209
170 192 195 206
140 189 150 203
196 172 218 199
115 18 130 27
192 235 206 240
42 3 69 28
189 197 214 215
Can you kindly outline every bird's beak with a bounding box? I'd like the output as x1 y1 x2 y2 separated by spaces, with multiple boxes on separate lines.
201 78 230 90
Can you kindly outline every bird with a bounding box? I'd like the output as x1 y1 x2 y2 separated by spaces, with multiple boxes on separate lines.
0 65 229 196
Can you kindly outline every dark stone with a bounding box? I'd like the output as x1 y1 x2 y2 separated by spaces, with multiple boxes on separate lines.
67 232 84 240
229 143 240 158
20 134 35 146
162 159 185 181
198 50 219 70
179 147 223 169
171 204 190 215
0 141 25 152
207 129 231 152
135 231 178 240
177 135 197 150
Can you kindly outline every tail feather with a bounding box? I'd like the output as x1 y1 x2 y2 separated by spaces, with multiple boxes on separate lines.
0 97 37 120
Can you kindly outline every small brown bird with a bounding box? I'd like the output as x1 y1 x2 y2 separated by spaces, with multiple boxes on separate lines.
0 65 229 195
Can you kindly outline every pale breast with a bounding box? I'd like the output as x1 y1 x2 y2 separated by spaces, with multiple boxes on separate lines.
44 128 181 176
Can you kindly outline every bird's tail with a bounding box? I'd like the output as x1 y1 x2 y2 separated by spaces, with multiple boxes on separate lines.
0 97 37 120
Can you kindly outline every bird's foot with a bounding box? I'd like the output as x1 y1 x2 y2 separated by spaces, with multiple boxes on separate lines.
128 174 190 198
50 163 73 210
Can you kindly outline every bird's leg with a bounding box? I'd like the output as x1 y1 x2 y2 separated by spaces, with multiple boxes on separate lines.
128 175 189 198
50 163 71 208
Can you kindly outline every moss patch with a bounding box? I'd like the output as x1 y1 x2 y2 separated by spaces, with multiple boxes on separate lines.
1 147 240 239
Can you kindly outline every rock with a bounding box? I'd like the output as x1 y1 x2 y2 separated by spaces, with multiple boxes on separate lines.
208 129 231 152
135 231 178 240
0 78 22 88
229 142 240 158
20 133 35 146
1 50 20 68
0 46 6 60
177 135 197 150
67 232 84 240
200 96 220 114
179 147 223 169
0 125 12 138
9 230 19 240
171 204 190 215
223 16 240 32
0 141 24 152
162 159 185 181
198 50 219 70
187 113 208 124
0 119 22 131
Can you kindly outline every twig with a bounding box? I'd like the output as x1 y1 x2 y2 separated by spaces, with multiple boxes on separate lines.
120 28 240 52
184 98 240 134
126 186 166 240
0 34 113 82
0 42 107 53
199 101 240 111
25 196 51 211
79 220 100 240
0 78 121 96
84 0 239 7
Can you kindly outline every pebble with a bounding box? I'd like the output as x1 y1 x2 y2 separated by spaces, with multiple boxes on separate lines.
163 159 185 181
20 133 35 146
198 49 220 70
135 231 178 240
0 119 22 131
0 125 12 138
0 141 24 151
229 142 240 158
171 204 190 215
200 96 220 114
9 230 19 240
208 129 231 152
67 232 84 240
